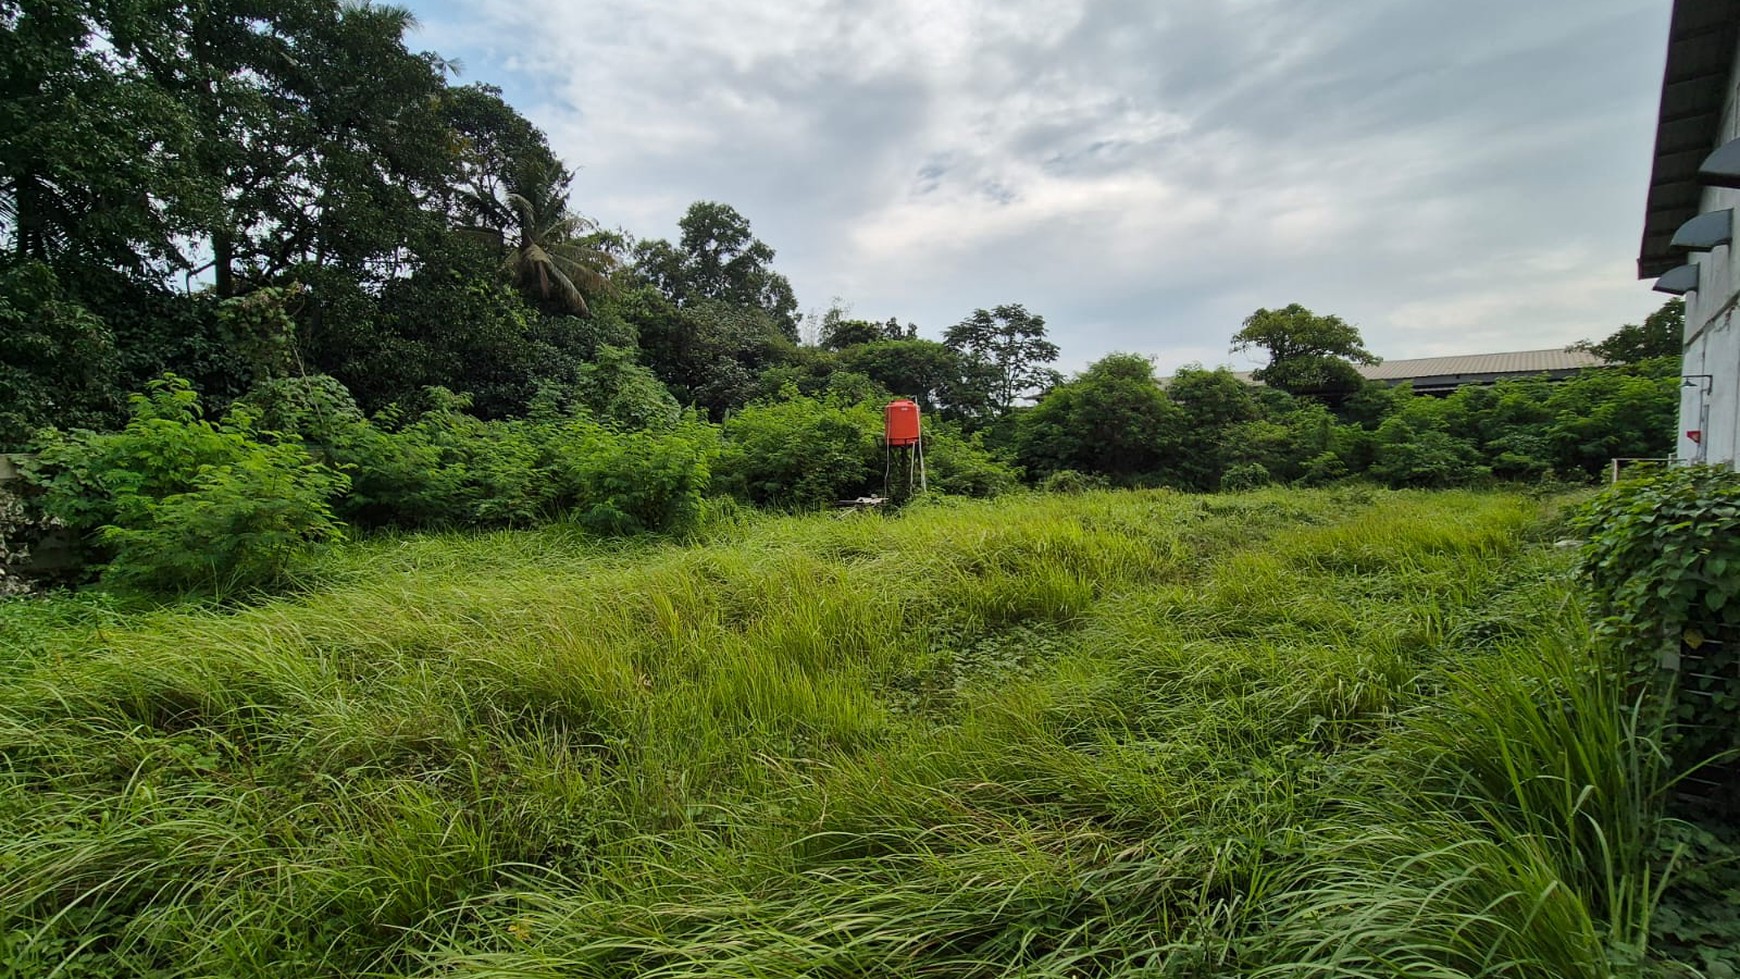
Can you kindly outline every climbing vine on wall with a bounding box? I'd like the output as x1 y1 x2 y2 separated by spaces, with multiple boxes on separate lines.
1574 465 1740 776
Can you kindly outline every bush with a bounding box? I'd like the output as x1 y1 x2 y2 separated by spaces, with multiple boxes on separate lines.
1015 353 1183 480
28 375 349 597
1039 469 1103 494
1574 465 1740 781
99 441 348 596
916 424 1020 498
1296 451 1349 486
545 416 717 535
1220 462 1271 492
1369 417 1488 488
713 392 880 509
327 391 717 535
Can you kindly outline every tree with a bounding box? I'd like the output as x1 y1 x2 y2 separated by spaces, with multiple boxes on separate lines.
1016 353 1183 480
819 317 888 350
1231 304 1377 397
441 83 561 222
1544 364 1679 477
459 159 612 315
611 285 791 419
328 236 563 418
1573 299 1683 365
840 339 962 414
137 0 456 293
943 304 1061 417
1164 365 1260 489
0 261 120 448
635 202 800 341
0 0 205 270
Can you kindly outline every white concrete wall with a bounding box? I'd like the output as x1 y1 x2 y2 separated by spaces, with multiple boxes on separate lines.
1682 40 1740 467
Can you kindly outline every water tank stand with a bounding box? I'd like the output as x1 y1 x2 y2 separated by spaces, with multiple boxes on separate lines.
883 439 927 500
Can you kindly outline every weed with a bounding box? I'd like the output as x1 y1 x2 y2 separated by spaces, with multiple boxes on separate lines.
0 488 1698 976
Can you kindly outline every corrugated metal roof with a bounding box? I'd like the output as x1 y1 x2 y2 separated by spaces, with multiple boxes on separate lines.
1639 0 1740 278
1357 348 1607 381
1201 348 1607 388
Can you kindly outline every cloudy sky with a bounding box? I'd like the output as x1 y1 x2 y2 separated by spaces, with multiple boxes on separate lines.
405 0 1672 373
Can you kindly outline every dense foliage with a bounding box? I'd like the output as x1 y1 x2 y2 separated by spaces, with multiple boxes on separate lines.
1576 465 1740 776
0 0 1685 598
26 376 348 597
1573 465 1740 967
1014 346 1677 491
1232 303 1379 395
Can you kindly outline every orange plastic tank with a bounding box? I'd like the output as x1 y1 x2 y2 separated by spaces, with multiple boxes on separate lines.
885 399 922 446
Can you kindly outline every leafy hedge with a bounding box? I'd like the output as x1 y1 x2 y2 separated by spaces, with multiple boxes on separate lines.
1575 465 1740 780
28 376 348 597
713 390 1018 508
14 374 1018 598
23 375 719 598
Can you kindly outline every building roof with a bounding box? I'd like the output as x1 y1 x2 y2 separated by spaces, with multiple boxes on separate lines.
1357 348 1606 381
1206 348 1607 389
1639 0 1740 278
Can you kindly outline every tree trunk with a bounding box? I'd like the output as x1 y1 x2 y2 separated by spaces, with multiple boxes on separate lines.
214 227 235 296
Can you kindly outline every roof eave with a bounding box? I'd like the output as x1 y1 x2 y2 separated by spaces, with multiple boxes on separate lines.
1639 0 1740 279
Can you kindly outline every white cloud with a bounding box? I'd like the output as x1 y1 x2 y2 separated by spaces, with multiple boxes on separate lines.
408 0 1674 370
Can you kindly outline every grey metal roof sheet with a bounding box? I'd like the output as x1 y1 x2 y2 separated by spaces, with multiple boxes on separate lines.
1205 349 1607 387
1356 348 1607 381
1639 0 1740 278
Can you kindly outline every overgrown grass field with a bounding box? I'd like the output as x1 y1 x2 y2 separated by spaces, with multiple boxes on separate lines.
0 488 1677 976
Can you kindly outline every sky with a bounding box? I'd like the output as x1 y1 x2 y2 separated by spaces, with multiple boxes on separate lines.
403 0 1674 374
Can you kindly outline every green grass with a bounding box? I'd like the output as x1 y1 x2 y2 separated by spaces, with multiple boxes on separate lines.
0 487 1683 977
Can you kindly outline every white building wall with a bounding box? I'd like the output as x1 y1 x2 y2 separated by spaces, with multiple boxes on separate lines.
1682 40 1740 467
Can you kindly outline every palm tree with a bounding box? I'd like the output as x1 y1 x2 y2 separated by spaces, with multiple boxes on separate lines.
459 160 611 315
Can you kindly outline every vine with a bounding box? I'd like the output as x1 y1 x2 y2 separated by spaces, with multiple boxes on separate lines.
1573 465 1740 786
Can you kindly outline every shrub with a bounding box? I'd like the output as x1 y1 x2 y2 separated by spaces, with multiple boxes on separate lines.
1369 417 1488 488
1220 462 1271 492
1015 353 1183 480
1039 469 1103 494
28 374 349 597
29 375 249 537
1574 464 1740 780
99 441 348 596
546 416 717 535
571 345 682 431
1296 451 1349 486
231 373 371 449
922 425 1020 498
714 392 879 509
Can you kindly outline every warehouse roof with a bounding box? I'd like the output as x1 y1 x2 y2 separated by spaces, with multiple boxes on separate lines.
1639 0 1740 278
1204 348 1608 392
1358 348 1606 381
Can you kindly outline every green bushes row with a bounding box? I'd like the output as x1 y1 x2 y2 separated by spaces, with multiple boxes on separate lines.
28 377 349 597
16 374 1016 599
1011 355 1680 492
238 377 715 534
715 389 1018 507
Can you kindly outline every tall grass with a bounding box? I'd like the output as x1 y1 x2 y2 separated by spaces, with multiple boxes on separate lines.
0 487 1683 976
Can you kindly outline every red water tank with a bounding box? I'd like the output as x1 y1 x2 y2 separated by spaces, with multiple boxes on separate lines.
885 399 922 447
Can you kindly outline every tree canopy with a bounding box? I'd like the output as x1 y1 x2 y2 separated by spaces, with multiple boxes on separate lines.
0 3 1687 511
1232 304 1378 396
943 304 1061 418
1017 353 1182 480
1573 299 1682 366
